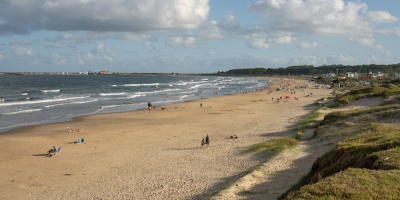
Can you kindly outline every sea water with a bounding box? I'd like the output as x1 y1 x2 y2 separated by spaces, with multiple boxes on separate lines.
0 74 267 133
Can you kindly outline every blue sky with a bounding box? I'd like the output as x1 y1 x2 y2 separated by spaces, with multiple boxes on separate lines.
0 0 399 73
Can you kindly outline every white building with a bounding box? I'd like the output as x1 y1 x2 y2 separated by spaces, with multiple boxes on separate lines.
346 72 359 79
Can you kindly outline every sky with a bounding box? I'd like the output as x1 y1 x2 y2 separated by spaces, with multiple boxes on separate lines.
0 0 399 73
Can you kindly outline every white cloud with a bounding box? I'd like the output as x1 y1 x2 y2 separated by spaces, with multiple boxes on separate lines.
377 27 400 37
249 0 371 35
104 56 114 64
367 11 398 23
12 47 33 56
9 40 31 46
288 56 319 66
247 0 400 53
93 43 113 54
325 54 357 64
119 33 153 41
78 52 95 65
63 33 76 40
52 53 67 65
199 20 224 39
267 32 296 44
166 36 197 48
297 41 320 49
217 15 241 32
247 36 270 49
0 0 210 34
348 35 384 52
206 51 216 56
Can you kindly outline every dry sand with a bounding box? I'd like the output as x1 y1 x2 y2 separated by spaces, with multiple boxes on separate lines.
0 77 333 200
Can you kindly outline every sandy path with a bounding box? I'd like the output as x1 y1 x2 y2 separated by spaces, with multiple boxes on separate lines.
211 138 332 200
0 77 332 200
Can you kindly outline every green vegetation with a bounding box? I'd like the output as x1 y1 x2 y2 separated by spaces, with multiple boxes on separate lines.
215 64 400 76
241 137 299 156
295 131 304 140
293 110 323 132
280 83 400 199
283 168 400 199
335 84 400 105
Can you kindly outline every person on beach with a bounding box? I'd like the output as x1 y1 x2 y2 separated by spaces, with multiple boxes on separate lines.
205 135 210 146
48 146 56 156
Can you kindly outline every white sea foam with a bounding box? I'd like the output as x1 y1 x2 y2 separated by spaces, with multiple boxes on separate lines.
44 99 99 108
41 89 61 93
179 94 195 100
0 96 88 107
136 88 181 95
189 83 211 89
99 92 127 96
2 108 43 115
123 94 145 99
122 83 159 87
100 105 121 109
21 93 28 95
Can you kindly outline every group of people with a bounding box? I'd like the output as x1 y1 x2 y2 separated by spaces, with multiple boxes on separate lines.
201 135 210 147
48 125 83 157
148 102 167 110
66 125 79 132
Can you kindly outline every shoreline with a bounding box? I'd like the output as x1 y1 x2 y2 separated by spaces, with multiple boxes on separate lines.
0 89 258 136
0 77 332 199
0 77 268 135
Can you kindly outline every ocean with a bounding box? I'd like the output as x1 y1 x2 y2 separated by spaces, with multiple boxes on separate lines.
0 74 268 133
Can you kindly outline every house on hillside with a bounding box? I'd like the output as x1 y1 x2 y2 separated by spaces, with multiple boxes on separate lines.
369 71 386 78
346 72 359 79
324 73 337 78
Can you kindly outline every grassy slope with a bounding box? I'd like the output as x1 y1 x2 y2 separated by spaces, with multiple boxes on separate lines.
281 81 400 199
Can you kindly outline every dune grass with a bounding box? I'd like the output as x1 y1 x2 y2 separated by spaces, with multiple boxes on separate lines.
283 168 400 199
335 83 400 105
280 87 400 200
292 110 323 132
241 137 299 156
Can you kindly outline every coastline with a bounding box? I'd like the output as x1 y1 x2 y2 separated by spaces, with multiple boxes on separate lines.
0 77 333 199
0 75 266 134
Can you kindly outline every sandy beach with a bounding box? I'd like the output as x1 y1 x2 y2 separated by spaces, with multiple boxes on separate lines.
0 77 333 200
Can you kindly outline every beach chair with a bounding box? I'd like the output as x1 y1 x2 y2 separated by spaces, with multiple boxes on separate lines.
74 138 85 144
55 147 62 154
